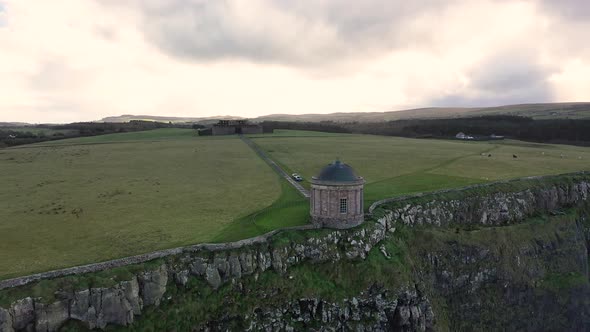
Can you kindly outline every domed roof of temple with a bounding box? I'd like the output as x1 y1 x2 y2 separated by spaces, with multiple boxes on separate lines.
314 160 361 182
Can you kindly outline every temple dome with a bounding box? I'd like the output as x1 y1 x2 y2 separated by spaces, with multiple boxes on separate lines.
314 160 361 182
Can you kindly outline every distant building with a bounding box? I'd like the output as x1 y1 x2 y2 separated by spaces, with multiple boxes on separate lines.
490 134 505 139
310 160 365 229
455 132 474 140
212 120 263 135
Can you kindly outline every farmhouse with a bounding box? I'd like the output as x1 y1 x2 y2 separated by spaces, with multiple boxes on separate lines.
212 119 263 135
310 160 365 229
455 132 474 140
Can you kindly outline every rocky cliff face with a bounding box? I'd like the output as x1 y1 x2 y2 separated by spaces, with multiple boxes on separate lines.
206 287 434 331
0 222 392 332
376 179 589 228
1 175 589 331
412 212 590 331
0 265 167 332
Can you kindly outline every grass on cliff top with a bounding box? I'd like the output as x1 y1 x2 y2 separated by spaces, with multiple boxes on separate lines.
211 177 309 242
376 172 590 211
0 129 281 280
252 134 590 207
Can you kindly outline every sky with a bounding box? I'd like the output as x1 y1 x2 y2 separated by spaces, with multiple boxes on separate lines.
0 0 589 123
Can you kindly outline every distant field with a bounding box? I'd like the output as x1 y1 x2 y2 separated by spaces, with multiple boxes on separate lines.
0 129 281 279
247 129 349 137
38 128 199 144
252 135 590 203
1 128 589 279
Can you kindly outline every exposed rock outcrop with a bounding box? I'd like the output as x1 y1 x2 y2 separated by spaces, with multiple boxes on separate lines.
0 307 14 332
207 287 434 331
137 264 167 307
34 300 69 332
376 180 590 229
9 298 34 331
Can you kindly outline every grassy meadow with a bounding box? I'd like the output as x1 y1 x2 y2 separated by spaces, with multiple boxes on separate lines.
0 128 589 279
252 134 590 203
0 129 281 279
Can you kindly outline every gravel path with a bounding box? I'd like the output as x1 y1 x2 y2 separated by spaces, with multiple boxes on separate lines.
240 135 310 198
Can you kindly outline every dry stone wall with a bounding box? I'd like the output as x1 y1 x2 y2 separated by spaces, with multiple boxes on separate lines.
0 225 318 291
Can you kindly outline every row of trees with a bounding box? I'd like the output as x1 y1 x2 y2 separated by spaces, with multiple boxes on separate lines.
261 116 590 145
1 121 193 147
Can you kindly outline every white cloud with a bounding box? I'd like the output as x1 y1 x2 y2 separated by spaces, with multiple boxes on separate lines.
0 0 588 123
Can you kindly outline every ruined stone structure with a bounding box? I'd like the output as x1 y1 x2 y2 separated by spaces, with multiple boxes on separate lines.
211 119 262 135
310 160 365 229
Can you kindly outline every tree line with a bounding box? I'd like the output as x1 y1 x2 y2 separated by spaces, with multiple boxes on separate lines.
0 121 192 147
261 116 590 145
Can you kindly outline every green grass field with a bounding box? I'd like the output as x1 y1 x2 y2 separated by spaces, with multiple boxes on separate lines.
252 134 590 203
0 128 589 279
0 129 281 279
37 127 201 144
247 129 350 137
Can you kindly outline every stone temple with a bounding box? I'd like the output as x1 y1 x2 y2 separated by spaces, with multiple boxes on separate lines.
310 160 365 229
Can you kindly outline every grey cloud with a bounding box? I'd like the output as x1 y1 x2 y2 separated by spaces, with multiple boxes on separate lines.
0 2 5 27
430 52 555 107
94 25 117 41
470 54 552 93
537 0 590 20
28 57 89 92
123 0 452 66
429 87 553 108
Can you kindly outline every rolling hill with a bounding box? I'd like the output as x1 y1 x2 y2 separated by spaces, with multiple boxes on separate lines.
99 102 590 124
255 102 590 122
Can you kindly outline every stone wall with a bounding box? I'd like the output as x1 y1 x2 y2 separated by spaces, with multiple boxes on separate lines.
211 126 236 135
0 225 317 291
240 125 263 135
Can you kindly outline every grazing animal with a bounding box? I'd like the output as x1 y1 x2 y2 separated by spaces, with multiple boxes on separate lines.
560 154 565 159
488 154 492 157
513 154 518 158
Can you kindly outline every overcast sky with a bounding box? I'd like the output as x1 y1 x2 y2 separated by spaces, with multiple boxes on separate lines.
0 0 589 123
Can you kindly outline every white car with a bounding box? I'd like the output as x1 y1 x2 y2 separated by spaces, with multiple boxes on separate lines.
291 173 303 182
